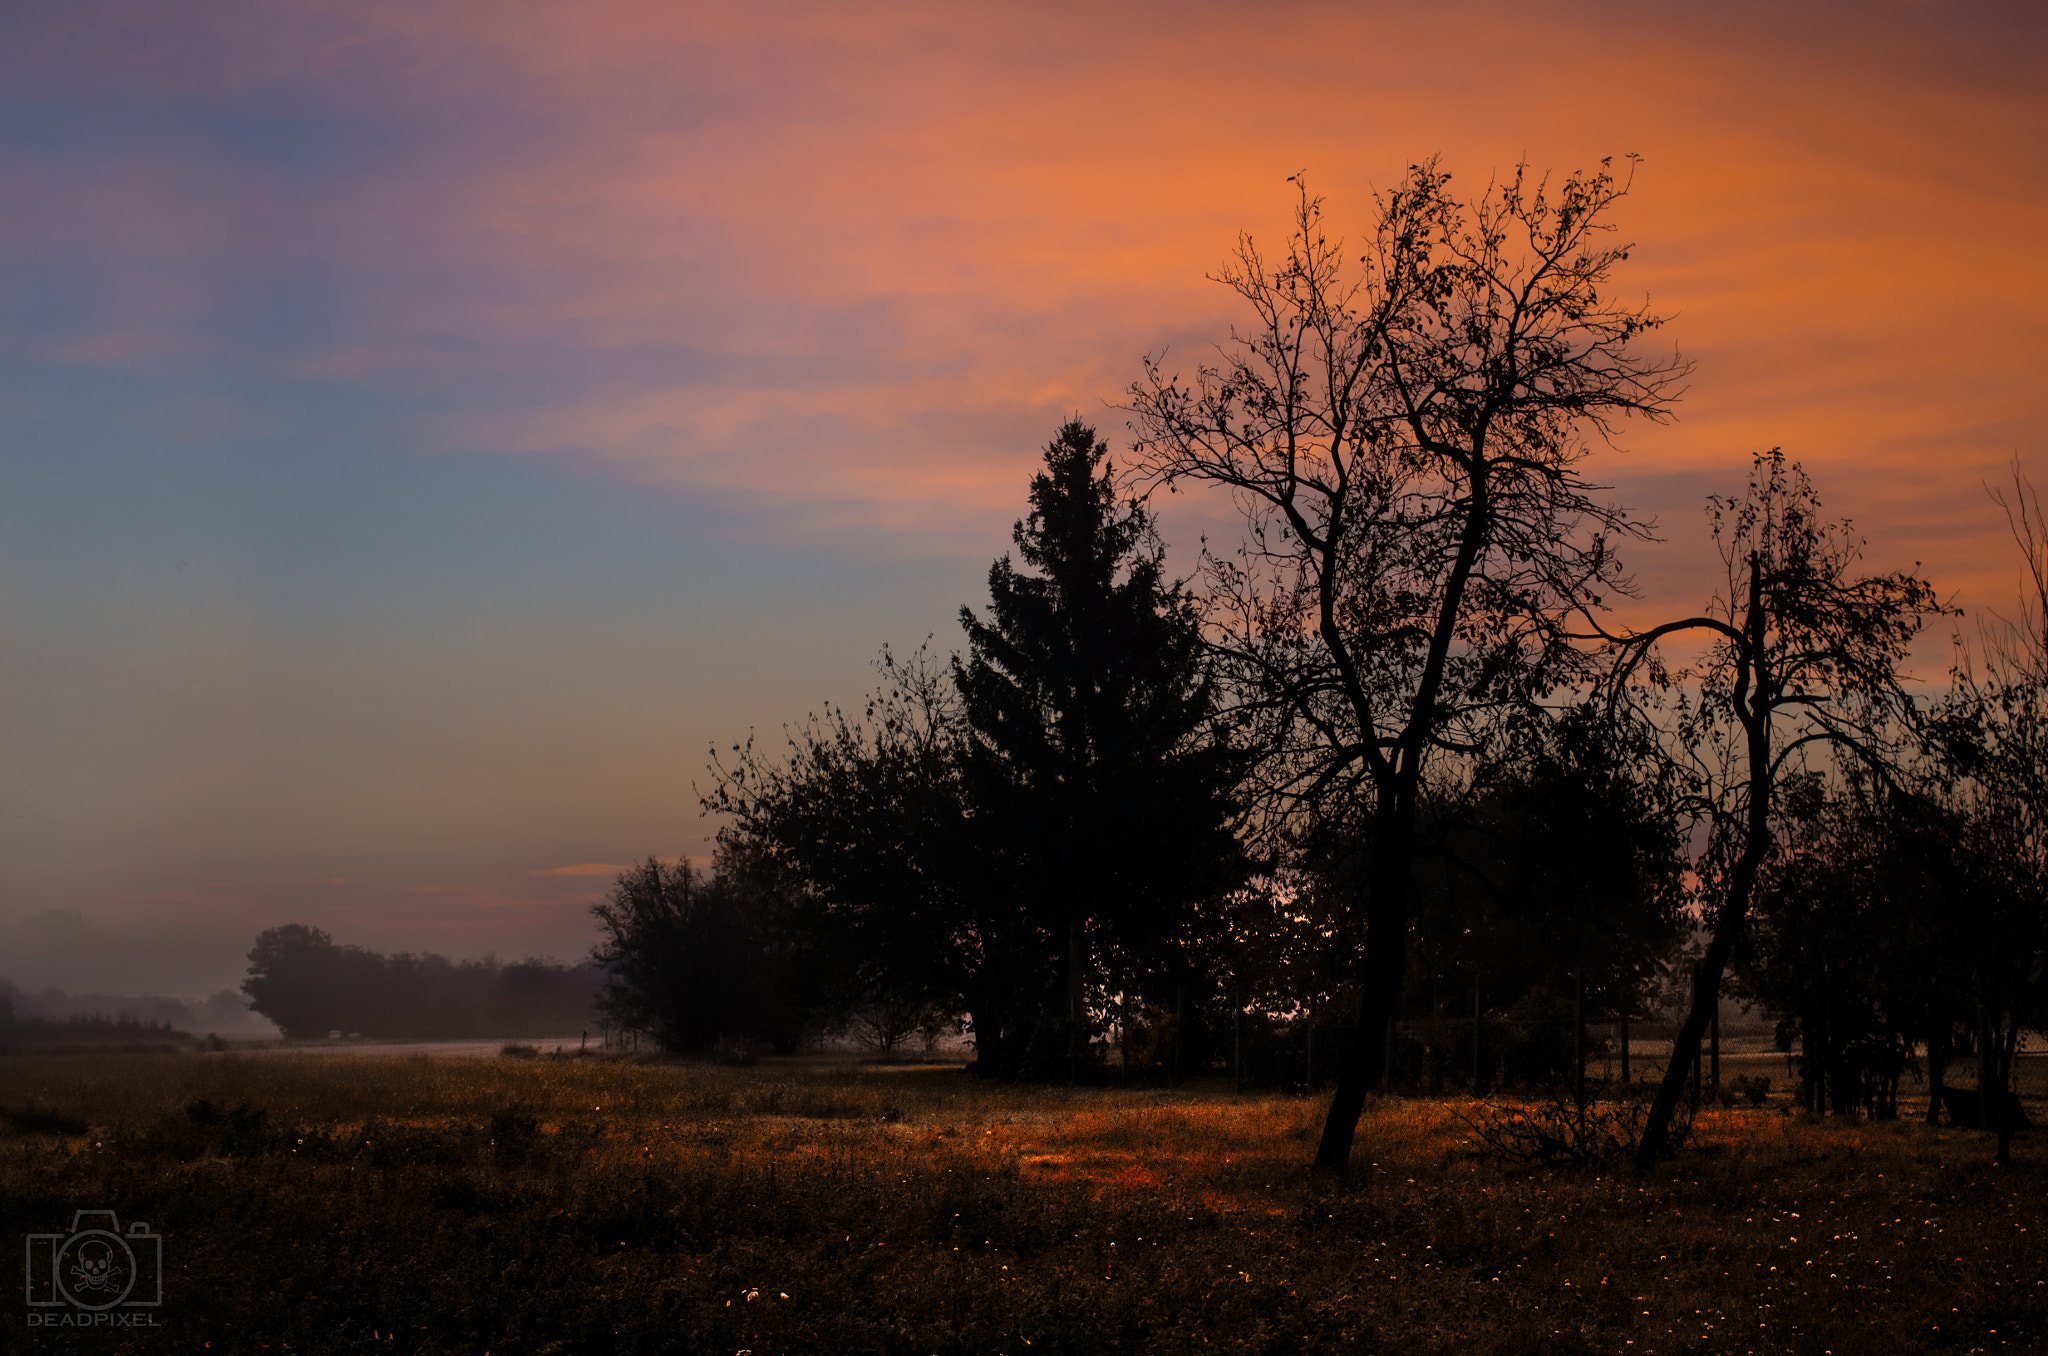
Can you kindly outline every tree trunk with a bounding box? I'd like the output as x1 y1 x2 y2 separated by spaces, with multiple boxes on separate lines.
1119 990 1129 1087
1067 914 1084 1082
1172 985 1185 1088
1306 1000 1314 1091
1428 981 1443 1096
1315 800 1416 1173
1690 1010 1701 1116
1635 547 1777 1170
1924 1027 1948 1125
1997 1025 2016 1168
1635 857 1761 1168
1574 969 1586 1112
1826 971 1855 1117
1709 1008 1720 1097
1233 1003 1241 1096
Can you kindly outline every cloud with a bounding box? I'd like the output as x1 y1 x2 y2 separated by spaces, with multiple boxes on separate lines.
6 0 2037 588
527 863 625 878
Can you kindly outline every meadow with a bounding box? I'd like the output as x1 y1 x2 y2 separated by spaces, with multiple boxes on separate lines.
1 1049 2041 1355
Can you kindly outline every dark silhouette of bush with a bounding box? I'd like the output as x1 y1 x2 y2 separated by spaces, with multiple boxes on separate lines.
589 858 801 1055
241 924 600 1040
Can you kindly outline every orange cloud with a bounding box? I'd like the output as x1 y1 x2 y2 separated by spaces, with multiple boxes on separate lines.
276 1 2035 604
29 2 2038 590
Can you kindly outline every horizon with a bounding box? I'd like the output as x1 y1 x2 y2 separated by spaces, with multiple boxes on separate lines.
5 0 2045 997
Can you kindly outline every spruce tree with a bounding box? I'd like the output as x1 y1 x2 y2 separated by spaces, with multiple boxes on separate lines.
955 420 1244 1078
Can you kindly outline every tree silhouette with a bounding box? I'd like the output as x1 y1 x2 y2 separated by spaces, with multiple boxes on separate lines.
589 855 800 1053
242 924 598 1040
706 423 1245 1078
702 644 974 1043
1594 451 1940 1166
1129 160 1685 1172
1408 703 1688 1091
1734 771 1953 1121
242 924 355 1039
954 419 1247 1075
1919 464 2048 1163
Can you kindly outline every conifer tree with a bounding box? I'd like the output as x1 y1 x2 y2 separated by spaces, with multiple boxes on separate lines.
955 420 1246 1076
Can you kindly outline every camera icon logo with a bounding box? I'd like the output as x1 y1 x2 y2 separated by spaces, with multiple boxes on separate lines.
25 1210 163 1312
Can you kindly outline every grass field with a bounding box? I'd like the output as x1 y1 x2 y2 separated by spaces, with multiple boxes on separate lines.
2 1050 2042 1355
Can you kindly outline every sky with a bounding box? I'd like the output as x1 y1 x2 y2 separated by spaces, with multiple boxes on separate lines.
3 0 2044 997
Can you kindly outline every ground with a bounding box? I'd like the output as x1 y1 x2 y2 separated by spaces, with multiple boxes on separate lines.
1 1048 2042 1354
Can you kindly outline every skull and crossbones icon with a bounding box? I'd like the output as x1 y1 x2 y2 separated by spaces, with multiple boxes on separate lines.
68 1239 123 1293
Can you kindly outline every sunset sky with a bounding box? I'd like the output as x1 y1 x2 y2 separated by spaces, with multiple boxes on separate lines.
4 0 2044 997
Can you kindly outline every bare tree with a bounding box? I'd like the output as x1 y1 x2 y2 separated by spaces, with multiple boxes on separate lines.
1593 451 1941 1167
1932 463 2048 1165
1129 158 1686 1173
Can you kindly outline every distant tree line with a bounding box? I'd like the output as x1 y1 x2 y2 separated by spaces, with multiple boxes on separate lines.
240 924 600 1040
0 991 192 1055
0 977 272 1038
590 158 2045 1174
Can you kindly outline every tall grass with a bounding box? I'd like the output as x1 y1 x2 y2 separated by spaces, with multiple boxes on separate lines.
2 1051 2040 1353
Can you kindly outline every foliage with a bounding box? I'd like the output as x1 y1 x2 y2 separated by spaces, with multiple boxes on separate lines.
1735 771 1951 1121
242 924 599 1041
704 640 987 1047
1407 704 1689 1052
707 422 1248 1081
1726 1074 1772 1107
588 856 802 1055
1600 449 1943 1165
1914 463 2048 1162
955 419 1250 1075
1455 1092 1686 1167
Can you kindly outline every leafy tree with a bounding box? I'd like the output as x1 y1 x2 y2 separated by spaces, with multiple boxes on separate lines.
242 924 359 1039
242 924 598 1039
1735 771 1953 1120
1407 704 1688 1092
706 423 1248 1080
1129 160 1686 1171
703 643 980 1046
954 419 1248 1076
588 855 800 1053
1917 465 2048 1162
1599 450 1941 1166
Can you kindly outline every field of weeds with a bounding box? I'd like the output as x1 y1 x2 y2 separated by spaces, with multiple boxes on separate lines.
2 1050 2042 1355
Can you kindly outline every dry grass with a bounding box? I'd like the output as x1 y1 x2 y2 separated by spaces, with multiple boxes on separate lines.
2 1050 2042 1354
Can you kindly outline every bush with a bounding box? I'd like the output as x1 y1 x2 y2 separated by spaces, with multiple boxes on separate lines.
4 1103 89 1136
1727 1074 1772 1106
1456 1094 1692 1167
